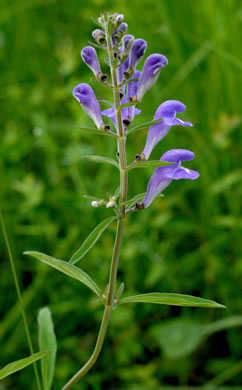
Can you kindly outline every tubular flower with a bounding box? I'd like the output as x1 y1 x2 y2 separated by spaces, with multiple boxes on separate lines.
129 39 147 71
73 83 104 129
81 46 106 81
135 54 168 102
102 96 141 130
126 70 141 124
142 100 193 159
139 149 199 209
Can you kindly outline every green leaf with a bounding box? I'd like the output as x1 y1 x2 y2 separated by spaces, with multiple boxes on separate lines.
127 118 163 134
81 155 119 169
120 102 136 109
82 194 99 201
38 307 57 390
78 127 116 137
150 319 204 358
69 216 116 265
127 160 175 171
24 251 101 297
120 293 226 308
0 351 49 380
98 99 114 107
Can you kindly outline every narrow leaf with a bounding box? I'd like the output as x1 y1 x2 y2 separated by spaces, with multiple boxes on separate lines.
38 308 57 390
127 118 163 134
81 155 119 169
98 99 114 107
120 293 226 308
69 216 116 265
83 194 100 201
24 251 101 297
104 57 110 66
0 351 49 380
87 41 105 50
78 127 116 137
120 102 136 109
127 160 175 171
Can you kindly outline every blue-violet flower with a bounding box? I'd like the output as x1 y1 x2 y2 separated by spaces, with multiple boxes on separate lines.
139 149 199 208
142 100 193 159
135 54 168 102
73 83 104 129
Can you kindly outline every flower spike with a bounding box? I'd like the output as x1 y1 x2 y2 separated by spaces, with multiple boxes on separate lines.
135 54 168 102
73 83 105 129
142 100 193 159
138 149 199 209
81 46 107 81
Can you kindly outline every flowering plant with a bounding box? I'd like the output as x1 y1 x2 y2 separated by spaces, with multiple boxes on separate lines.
0 12 225 390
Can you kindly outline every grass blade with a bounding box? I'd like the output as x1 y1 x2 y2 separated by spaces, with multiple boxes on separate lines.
38 307 57 390
0 211 41 390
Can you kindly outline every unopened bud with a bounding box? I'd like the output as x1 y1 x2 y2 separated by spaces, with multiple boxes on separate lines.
135 202 144 210
135 153 145 161
91 201 99 208
92 29 106 45
116 14 124 24
106 200 116 208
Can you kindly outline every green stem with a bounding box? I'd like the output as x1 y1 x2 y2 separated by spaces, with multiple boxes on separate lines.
61 15 128 390
0 211 42 390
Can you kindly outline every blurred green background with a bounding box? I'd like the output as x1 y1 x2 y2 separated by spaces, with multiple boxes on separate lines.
0 0 241 389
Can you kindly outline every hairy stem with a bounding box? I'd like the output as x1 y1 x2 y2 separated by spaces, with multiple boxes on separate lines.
61 15 128 390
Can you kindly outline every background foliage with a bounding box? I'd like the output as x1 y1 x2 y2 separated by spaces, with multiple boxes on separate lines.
0 0 241 389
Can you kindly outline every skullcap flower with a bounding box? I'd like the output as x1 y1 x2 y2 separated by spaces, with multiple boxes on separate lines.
73 83 103 129
142 100 193 159
81 46 102 78
126 70 141 123
136 54 168 102
129 39 147 70
139 149 199 208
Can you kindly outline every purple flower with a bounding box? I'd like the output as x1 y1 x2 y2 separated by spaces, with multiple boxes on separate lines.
117 57 129 85
139 149 199 208
142 100 193 159
136 54 168 102
127 70 141 122
129 39 147 70
81 46 101 77
102 95 141 130
120 34 134 62
73 83 103 129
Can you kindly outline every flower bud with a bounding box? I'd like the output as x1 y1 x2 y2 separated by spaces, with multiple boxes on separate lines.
119 35 134 64
112 23 128 43
91 201 99 208
92 29 106 45
106 200 116 208
116 14 124 24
